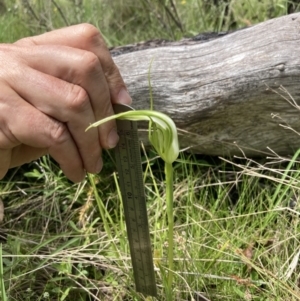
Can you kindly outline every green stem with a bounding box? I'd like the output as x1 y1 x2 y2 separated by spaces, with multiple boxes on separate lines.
88 174 118 253
165 162 174 300
271 147 300 205
0 244 7 301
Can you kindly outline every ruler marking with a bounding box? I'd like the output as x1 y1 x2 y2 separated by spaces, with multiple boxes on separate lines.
113 104 157 296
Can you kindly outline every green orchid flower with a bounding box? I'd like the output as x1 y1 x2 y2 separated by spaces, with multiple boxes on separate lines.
86 110 179 164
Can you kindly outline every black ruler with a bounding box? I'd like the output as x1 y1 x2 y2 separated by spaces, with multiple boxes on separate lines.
113 104 157 297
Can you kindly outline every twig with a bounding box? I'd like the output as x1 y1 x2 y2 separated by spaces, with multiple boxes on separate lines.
142 0 169 31
167 0 184 32
21 0 39 22
51 0 70 26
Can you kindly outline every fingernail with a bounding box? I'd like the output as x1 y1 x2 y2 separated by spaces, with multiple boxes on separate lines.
96 157 103 173
108 128 119 149
117 88 132 104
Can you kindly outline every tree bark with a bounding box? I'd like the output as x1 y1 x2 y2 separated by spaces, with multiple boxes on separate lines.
112 13 300 157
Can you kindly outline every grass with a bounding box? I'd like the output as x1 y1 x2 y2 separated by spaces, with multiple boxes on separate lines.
0 0 294 44
2 152 300 300
1 0 300 300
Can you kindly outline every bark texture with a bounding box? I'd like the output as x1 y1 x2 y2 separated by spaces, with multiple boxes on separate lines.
112 13 300 157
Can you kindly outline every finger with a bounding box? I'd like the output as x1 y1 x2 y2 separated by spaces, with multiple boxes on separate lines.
6 62 104 172
15 23 132 105
0 87 85 182
0 149 11 180
10 146 48 168
16 44 118 150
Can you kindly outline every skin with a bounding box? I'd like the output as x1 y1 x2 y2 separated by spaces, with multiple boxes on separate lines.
0 23 132 183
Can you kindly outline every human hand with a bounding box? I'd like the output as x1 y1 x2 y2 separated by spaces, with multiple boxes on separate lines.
0 23 131 182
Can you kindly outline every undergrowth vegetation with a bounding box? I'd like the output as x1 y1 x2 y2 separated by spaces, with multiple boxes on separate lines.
1 0 300 300
0 0 297 44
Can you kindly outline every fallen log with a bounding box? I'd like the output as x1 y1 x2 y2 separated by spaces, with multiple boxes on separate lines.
112 13 300 157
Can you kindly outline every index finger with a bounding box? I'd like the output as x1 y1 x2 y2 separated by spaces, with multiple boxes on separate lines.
15 23 132 105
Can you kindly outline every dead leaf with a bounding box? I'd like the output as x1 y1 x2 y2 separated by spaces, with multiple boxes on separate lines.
0 198 3 222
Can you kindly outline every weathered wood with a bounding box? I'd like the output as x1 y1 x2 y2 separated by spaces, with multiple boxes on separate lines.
112 13 300 157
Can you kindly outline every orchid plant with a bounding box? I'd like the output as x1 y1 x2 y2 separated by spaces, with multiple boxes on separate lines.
86 108 179 299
